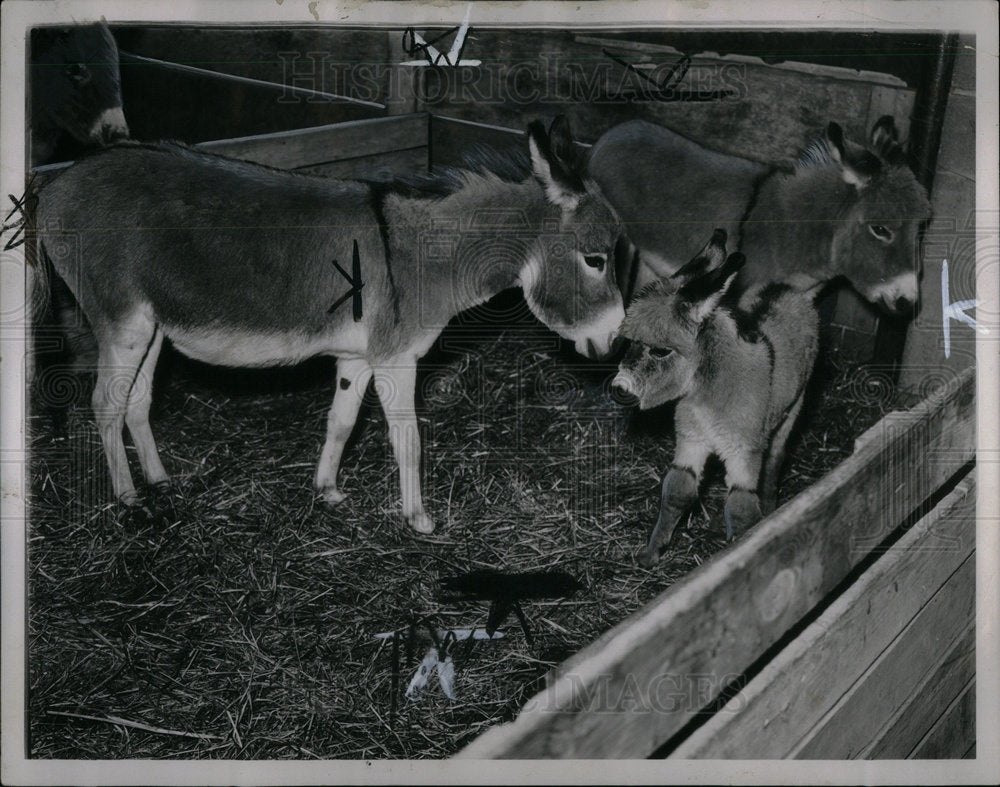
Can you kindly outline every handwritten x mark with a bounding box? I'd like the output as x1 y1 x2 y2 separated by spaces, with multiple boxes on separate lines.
2 174 38 251
328 239 364 321
603 49 737 102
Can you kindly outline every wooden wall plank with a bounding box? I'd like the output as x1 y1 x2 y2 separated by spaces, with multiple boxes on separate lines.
668 486 974 759
197 113 429 170
118 52 383 147
429 115 591 171
419 31 913 161
861 626 976 759
910 679 976 758
793 591 975 759
430 116 525 169
294 147 428 180
898 34 977 392
456 368 974 759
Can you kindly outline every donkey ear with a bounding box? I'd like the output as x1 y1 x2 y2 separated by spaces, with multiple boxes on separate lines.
671 228 728 284
870 116 898 154
528 119 585 210
679 251 746 323
871 115 907 167
827 122 881 189
548 115 580 172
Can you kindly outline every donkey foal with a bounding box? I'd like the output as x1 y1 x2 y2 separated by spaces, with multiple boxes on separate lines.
612 230 819 566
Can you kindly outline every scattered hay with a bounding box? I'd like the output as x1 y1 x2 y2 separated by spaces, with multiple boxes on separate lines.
27 316 896 759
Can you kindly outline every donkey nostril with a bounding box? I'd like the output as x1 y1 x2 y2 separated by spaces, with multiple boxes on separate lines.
103 124 128 144
894 296 913 315
611 373 638 404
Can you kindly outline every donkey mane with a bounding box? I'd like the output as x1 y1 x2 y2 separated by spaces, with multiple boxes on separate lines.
795 138 838 170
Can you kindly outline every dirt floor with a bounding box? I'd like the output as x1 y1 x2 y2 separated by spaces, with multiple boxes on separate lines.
26 301 898 759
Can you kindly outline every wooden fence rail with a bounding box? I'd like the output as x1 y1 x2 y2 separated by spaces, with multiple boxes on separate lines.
458 366 975 759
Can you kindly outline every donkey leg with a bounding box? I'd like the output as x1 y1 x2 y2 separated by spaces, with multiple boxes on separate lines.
722 451 764 541
760 393 806 514
124 326 168 488
314 357 373 505
372 359 434 535
92 320 156 505
638 442 709 567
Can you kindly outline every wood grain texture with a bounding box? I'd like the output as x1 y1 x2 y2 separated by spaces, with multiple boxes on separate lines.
456 368 974 759
861 626 976 759
670 482 974 758
910 679 976 758
197 113 429 170
418 31 914 163
294 147 428 180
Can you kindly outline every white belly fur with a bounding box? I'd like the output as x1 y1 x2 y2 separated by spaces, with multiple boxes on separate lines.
164 323 368 367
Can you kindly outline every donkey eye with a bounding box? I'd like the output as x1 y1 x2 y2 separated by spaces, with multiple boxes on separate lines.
583 254 606 271
65 63 89 83
648 347 672 359
868 224 894 243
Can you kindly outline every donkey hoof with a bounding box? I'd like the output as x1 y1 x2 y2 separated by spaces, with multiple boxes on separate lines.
724 489 762 541
118 489 142 507
637 547 660 569
319 486 347 506
406 512 436 535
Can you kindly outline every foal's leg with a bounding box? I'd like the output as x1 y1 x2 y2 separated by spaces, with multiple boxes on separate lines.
760 392 805 514
721 448 764 541
638 441 710 567
314 357 373 504
372 358 434 534
91 317 156 505
124 326 169 488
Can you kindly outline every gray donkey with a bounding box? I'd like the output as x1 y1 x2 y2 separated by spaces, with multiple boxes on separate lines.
35 116 625 534
612 230 818 566
588 117 932 311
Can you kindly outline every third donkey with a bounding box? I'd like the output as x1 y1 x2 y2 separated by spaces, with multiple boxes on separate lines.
612 230 819 566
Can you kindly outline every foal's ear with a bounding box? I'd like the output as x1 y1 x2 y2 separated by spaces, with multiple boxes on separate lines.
672 228 728 285
528 117 585 209
827 122 882 189
679 251 745 324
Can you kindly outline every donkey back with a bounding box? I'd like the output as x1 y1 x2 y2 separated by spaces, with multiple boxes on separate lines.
589 117 931 314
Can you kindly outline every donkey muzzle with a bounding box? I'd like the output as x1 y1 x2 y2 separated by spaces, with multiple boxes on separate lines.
610 371 639 405
869 273 919 317
89 106 129 146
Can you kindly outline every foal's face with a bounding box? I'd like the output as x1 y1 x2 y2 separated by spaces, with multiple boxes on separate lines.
524 187 625 359
612 232 744 409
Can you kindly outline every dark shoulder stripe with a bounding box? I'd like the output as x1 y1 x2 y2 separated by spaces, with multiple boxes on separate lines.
736 165 782 250
724 283 794 343
368 182 400 323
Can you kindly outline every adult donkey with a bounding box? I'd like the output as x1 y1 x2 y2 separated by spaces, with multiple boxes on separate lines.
31 21 129 166
588 117 932 311
35 116 625 534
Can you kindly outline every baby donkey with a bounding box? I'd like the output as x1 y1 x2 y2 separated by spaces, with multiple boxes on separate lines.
612 230 819 566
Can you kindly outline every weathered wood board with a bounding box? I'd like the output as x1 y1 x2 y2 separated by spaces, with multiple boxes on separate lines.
899 34 978 392
862 626 976 759
197 112 428 174
118 51 384 146
671 474 975 758
458 367 975 759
